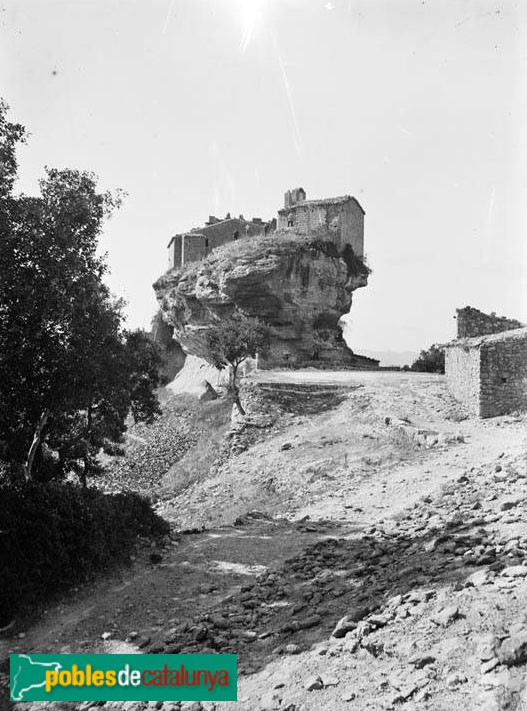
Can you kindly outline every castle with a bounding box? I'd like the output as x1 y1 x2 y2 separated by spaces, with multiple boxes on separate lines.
167 188 365 269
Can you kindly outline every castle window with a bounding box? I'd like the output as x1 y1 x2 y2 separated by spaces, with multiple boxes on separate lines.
233 230 239 240
287 218 294 227
205 238 209 249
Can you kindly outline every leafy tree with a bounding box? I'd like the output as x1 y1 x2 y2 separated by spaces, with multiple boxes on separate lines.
205 312 269 415
411 344 445 374
0 100 161 482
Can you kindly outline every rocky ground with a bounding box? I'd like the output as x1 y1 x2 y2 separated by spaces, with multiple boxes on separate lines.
1 371 527 711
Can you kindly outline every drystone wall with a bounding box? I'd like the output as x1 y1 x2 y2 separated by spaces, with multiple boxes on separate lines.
444 344 481 416
456 306 523 339
479 330 527 418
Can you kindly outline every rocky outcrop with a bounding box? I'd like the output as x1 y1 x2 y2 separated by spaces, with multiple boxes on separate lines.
153 231 370 368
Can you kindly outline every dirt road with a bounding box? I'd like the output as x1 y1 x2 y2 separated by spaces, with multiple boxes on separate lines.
2 372 526 710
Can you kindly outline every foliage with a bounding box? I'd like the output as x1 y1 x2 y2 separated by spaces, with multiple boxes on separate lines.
0 100 161 481
0 480 169 623
411 344 445 374
205 312 270 414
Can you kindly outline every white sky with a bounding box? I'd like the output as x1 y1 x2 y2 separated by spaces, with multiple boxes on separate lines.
1 0 526 352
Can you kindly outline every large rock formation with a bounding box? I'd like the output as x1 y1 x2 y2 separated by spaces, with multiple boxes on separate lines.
153 231 371 369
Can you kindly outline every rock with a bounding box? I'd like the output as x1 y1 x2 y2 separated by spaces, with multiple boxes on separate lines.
477 634 498 661
305 676 323 691
332 615 358 638
431 605 460 627
368 613 390 628
481 658 500 675
474 689 514 711
500 566 527 578
361 636 384 657
284 644 301 655
500 498 522 511
341 688 356 702
259 692 282 710
498 632 527 666
154 231 369 367
320 675 340 687
467 570 491 587
408 652 436 668
445 671 467 689
343 635 360 653
199 380 218 402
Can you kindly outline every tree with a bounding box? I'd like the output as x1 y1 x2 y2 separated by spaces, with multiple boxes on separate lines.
411 344 445 374
205 312 270 415
0 100 161 482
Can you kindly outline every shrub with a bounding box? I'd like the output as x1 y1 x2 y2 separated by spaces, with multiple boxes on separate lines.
411 344 445 374
0 482 169 623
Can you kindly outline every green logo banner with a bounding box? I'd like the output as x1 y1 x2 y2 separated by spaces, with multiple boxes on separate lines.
10 653 237 702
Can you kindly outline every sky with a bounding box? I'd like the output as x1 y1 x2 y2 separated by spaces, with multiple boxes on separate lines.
1 0 526 353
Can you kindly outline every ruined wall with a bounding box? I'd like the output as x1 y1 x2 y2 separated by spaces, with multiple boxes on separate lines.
479 331 527 417
328 201 364 257
277 199 364 257
182 234 208 264
169 235 182 268
445 345 481 416
202 218 266 251
456 306 523 339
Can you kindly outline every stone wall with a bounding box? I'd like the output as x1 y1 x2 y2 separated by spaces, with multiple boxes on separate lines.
277 199 364 258
182 234 207 266
456 306 523 339
445 344 481 416
445 327 527 418
479 330 527 417
169 218 272 269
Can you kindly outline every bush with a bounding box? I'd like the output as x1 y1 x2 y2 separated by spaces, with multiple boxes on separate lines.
411 344 445 374
0 482 169 623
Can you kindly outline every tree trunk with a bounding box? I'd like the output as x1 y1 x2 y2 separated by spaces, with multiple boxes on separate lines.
234 393 246 416
230 364 246 416
23 409 50 481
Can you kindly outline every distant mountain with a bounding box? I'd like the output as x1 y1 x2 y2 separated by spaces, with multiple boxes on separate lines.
357 350 419 368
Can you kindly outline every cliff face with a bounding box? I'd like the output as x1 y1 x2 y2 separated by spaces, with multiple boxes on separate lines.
153 231 369 369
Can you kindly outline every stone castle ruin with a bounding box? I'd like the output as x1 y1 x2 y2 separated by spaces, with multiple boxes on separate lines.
167 214 277 269
445 306 527 418
278 188 365 258
167 187 365 269
157 187 377 371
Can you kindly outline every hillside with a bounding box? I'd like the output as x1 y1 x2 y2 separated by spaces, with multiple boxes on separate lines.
4 371 527 710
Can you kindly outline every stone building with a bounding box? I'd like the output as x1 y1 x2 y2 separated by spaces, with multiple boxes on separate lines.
445 306 527 417
168 215 275 269
167 187 365 269
277 188 365 258
455 306 523 339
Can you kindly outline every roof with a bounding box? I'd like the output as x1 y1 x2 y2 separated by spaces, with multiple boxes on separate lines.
443 326 527 349
279 195 366 214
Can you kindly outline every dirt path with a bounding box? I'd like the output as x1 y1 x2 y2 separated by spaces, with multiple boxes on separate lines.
2 372 526 710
